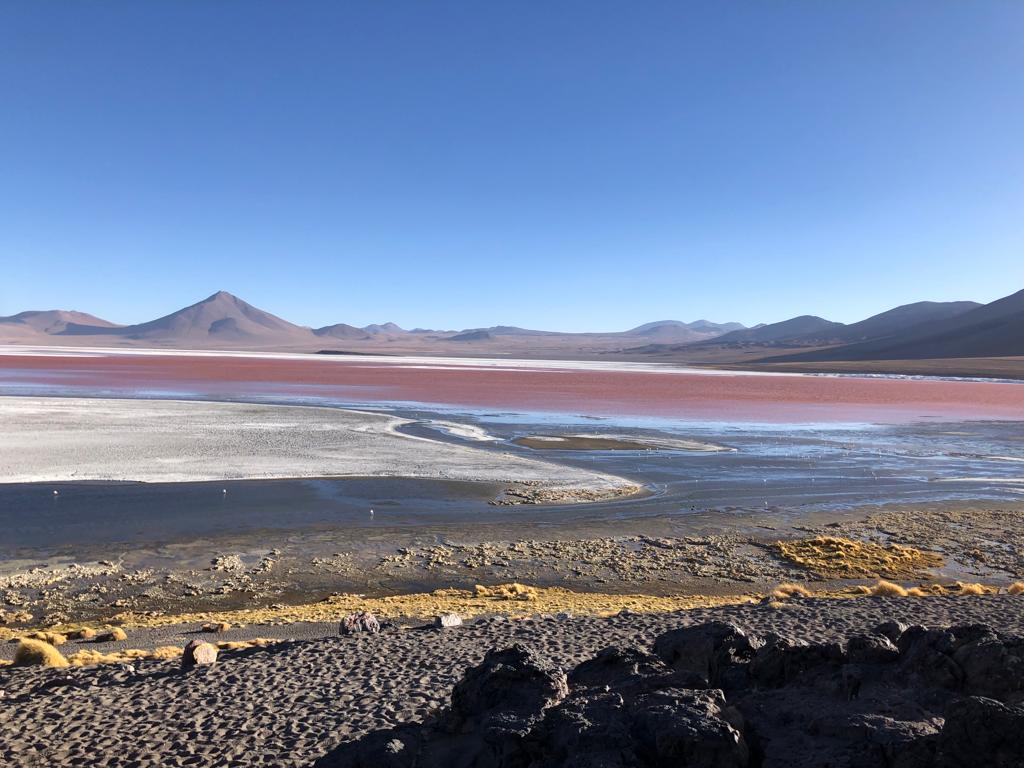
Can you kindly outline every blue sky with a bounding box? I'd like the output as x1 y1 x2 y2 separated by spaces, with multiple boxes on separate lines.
2 2 1022 331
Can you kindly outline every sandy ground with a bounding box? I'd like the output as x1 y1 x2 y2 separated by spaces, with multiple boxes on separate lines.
0 397 636 500
2 595 1024 767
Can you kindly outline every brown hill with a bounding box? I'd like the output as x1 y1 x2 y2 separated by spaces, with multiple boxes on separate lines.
775 289 1024 362
59 291 315 347
0 309 119 335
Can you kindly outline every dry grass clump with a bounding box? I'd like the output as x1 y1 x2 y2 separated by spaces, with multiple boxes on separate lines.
98 626 128 642
1007 582 1024 595
202 621 232 633
216 637 276 651
13 638 69 668
474 583 540 601
779 536 944 578
776 536 943 579
771 583 812 600
954 581 997 596
66 645 184 666
866 580 909 597
27 631 67 646
854 580 1000 599
107 586 752 630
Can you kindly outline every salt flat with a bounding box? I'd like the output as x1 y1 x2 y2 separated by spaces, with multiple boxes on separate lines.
0 396 634 496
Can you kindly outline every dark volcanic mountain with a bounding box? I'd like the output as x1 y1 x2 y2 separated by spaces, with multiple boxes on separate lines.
777 289 1024 362
790 301 982 345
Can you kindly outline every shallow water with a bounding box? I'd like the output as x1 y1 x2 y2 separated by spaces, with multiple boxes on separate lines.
2 355 1023 557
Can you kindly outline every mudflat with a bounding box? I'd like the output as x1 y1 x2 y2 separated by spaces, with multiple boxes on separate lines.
0 396 635 501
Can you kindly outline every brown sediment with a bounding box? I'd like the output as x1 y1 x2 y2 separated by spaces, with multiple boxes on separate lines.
492 481 644 505
776 536 944 579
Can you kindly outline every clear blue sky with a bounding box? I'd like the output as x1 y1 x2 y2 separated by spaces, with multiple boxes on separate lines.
2 2 1022 331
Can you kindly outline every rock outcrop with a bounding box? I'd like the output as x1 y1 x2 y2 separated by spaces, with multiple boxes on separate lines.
315 621 1024 767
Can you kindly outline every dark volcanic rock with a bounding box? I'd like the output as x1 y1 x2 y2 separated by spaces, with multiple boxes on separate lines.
937 696 1024 767
317 621 1024 768
652 621 762 687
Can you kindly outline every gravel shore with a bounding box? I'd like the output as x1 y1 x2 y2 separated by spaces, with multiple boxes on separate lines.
3 595 1024 767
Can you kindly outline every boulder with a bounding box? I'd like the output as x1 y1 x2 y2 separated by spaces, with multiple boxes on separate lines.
181 639 218 669
449 644 568 725
434 613 463 629
953 634 1024 700
340 612 381 636
537 686 748 768
748 637 845 689
937 696 1024 767
652 622 762 687
872 620 911 644
847 634 900 665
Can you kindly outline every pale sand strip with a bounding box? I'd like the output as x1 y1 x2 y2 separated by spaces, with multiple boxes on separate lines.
0 396 636 497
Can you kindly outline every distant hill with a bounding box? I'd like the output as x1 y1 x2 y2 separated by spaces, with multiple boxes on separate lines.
4 289 1014 367
450 330 492 342
776 289 1024 362
0 309 119 335
790 301 981 345
708 315 844 345
362 322 406 335
313 323 371 340
626 319 745 343
59 291 314 345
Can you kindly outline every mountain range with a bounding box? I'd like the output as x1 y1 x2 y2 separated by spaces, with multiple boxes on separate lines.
0 291 745 353
2 289 1022 368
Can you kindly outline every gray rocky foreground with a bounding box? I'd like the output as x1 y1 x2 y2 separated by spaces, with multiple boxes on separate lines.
3 596 1024 766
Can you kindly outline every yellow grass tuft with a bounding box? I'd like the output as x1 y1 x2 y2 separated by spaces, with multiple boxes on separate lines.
473 583 540 601
776 536 943 579
771 583 812 599
868 580 909 597
66 645 185 667
955 581 996 596
215 637 277 651
13 638 69 668
1007 582 1024 595
28 631 67 646
98 626 128 642
906 587 930 597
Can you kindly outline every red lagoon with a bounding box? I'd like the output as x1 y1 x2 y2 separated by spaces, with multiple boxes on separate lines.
3 352 1024 423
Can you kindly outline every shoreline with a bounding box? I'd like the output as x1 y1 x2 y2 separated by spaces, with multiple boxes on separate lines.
3 497 1021 635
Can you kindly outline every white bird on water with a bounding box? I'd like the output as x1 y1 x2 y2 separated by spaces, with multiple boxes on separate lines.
370 508 375 517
